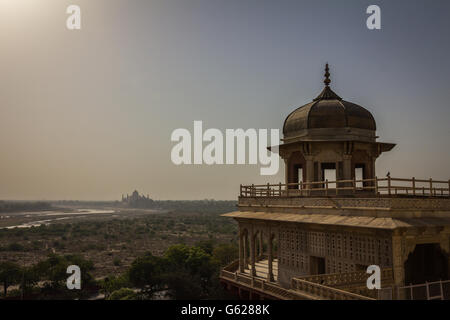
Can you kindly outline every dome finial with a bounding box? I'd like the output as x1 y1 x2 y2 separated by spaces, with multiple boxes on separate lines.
324 63 331 86
313 63 342 101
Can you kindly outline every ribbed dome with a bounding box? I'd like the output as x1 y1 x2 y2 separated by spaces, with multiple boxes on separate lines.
283 65 376 140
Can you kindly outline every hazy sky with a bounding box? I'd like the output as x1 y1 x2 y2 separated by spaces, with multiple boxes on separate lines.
1 0 449 200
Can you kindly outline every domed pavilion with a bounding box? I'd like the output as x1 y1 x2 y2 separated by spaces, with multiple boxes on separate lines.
279 64 395 190
220 64 450 301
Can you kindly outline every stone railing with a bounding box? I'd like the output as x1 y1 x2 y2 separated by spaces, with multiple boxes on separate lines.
291 278 374 300
240 177 450 198
220 261 374 300
220 268 309 300
223 259 240 272
220 270 236 280
298 268 394 287
295 268 394 299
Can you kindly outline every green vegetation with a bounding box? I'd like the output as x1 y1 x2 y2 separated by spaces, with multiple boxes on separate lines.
0 261 21 297
0 204 239 299
0 254 96 299
102 242 238 300
107 288 137 300
0 242 237 300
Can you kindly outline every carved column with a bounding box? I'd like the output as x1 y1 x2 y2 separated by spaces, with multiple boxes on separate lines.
343 154 352 181
284 159 289 186
305 155 314 186
318 162 323 182
267 231 274 282
250 229 257 277
370 156 376 179
259 231 263 259
439 234 450 279
243 233 248 270
392 234 405 299
439 233 450 254
239 229 245 273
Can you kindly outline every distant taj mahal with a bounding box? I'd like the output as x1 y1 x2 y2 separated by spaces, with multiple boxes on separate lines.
122 190 154 208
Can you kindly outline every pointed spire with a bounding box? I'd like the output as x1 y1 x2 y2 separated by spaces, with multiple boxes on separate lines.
313 63 342 101
324 63 331 86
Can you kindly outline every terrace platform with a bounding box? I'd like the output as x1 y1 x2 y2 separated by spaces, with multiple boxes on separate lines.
242 259 279 281
220 176 450 300
220 259 379 300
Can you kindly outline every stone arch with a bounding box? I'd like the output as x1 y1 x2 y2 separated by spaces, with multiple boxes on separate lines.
404 243 449 285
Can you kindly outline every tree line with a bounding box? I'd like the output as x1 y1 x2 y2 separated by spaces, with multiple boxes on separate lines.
0 241 238 300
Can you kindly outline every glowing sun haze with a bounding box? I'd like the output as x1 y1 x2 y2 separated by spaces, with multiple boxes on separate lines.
0 0 449 200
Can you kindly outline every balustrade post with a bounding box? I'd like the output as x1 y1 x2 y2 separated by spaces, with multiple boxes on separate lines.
325 179 328 196
353 176 356 193
336 180 339 196
429 178 433 197
388 176 391 196
412 177 416 196
448 179 450 198
375 176 378 195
